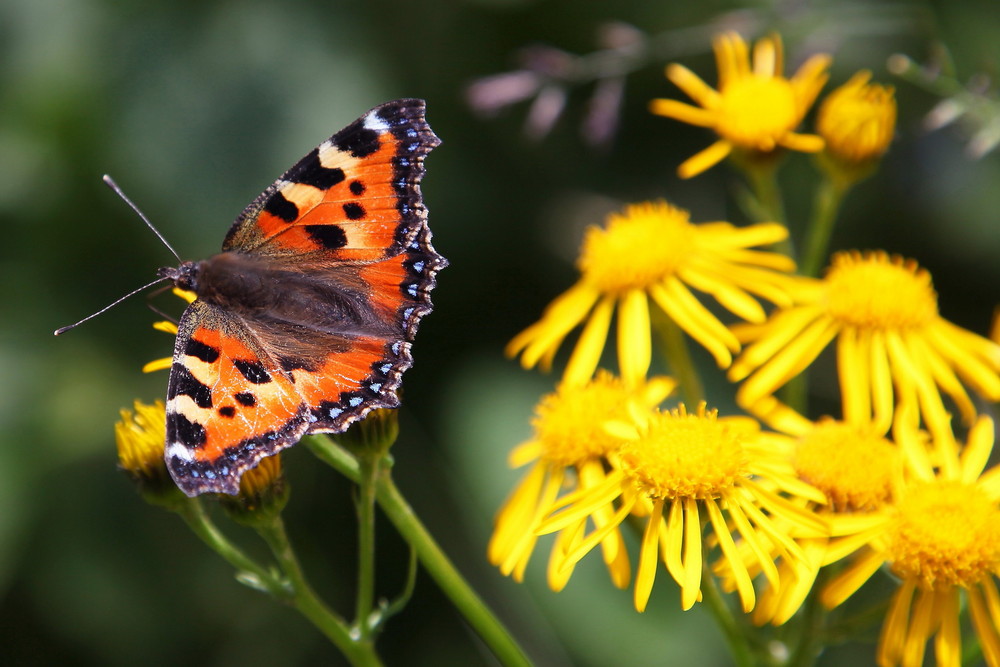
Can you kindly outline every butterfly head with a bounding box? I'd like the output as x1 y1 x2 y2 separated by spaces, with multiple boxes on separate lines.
158 262 200 293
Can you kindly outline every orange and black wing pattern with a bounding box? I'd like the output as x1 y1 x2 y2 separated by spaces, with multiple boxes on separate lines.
164 100 445 496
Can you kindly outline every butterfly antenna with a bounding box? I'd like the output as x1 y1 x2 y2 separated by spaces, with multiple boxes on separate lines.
54 276 172 335
103 174 182 263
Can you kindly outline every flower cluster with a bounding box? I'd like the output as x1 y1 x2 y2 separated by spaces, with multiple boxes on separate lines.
495 30 1000 667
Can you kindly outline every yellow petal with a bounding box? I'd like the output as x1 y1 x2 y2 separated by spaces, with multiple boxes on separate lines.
617 289 651 385
665 63 720 108
562 294 614 386
634 499 664 612
678 140 732 179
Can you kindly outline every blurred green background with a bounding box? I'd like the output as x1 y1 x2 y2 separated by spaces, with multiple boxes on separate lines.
3 0 999 664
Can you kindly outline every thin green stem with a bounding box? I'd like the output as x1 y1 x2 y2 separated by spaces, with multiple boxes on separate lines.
747 162 786 225
175 500 288 600
801 176 848 278
786 569 830 667
257 517 382 667
653 314 704 406
306 436 532 667
354 452 379 639
700 565 755 667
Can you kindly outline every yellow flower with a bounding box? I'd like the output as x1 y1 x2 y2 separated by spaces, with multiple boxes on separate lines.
488 371 675 590
115 399 186 506
537 402 826 612
219 454 289 526
729 251 1000 437
650 32 831 178
820 413 1000 667
507 200 797 384
727 414 901 626
816 70 896 189
817 70 896 167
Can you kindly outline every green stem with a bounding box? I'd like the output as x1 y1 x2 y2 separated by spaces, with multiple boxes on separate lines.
175 500 288 600
747 161 786 225
257 517 382 667
801 176 848 278
786 569 829 667
306 437 532 667
653 314 704 406
354 452 379 638
700 565 755 667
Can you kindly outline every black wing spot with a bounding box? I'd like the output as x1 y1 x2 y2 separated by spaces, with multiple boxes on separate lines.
290 149 346 189
218 406 236 418
343 202 365 220
168 364 213 408
305 224 348 250
185 338 220 363
349 180 366 195
233 359 272 384
167 412 207 448
234 392 257 407
264 191 299 222
279 356 317 373
333 119 380 158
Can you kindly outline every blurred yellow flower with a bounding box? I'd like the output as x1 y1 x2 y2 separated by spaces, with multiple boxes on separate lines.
220 454 289 526
820 414 1000 667
817 70 896 166
729 414 901 626
650 32 830 178
729 251 1000 437
537 402 826 613
507 200 797 384
489 371 675 590
115 399 185 505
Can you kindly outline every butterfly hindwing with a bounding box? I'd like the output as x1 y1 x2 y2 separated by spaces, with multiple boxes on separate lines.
165 301 311 496
163 100 445 496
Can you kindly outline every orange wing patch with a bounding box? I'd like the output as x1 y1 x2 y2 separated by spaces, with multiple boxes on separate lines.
165 316 309 496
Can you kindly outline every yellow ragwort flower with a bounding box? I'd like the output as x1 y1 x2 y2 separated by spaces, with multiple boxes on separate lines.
729 251 1000 437
537 402 826 613
729 414 901 626
650 32 831 178
820 413 1000 667
507 200 797 385
489 371 675 590
817 70 896 168
115 399 185 505
219 454 289 526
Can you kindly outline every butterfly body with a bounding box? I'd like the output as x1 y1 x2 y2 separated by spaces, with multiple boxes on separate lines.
159 99 445 497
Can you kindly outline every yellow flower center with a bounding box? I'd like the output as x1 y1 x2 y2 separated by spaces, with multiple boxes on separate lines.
824 251 938 330
716 76 799 149
793 420 897 511
618 403 746 500
887 480 1000 590
534 371 640 466
577 201 693 293
115 400 167 479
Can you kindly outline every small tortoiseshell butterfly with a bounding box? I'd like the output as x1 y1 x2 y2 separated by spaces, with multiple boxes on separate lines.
154 99 444 496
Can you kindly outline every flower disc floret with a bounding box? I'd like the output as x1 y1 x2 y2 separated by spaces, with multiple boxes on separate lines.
793 420 897 511
824 251 937 330
887 481 1000 590
578 201 693 293
619 404 746 500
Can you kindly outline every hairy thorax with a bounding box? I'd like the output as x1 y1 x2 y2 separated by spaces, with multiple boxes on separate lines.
165 252 392 338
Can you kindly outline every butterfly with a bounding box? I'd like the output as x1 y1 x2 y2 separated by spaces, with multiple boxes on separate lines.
156 99 445 496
